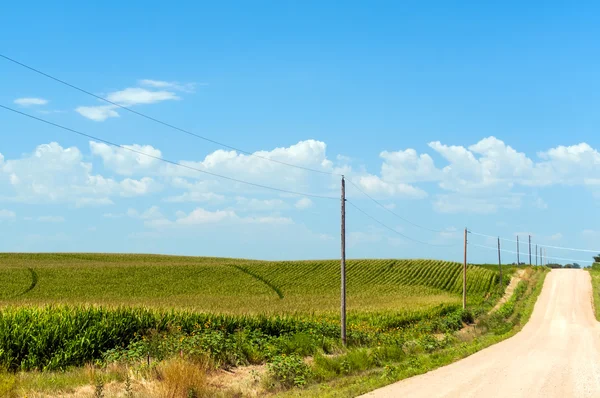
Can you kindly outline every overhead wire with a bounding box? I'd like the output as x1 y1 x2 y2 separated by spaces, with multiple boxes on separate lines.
0 105 338 200
469 230 600 254
0 53 340 177
1 54 468 239
346 179 445 233
346 200 458 247
8 54 581 252
469 242 592 264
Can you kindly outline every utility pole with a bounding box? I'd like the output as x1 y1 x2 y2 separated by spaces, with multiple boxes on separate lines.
498 237 502 290
340 176 346 346
517 236 520 265
536 244 538 266
529 235 532 266
463 228 468 309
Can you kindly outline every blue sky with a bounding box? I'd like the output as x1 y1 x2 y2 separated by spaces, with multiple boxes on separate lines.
1 1 600 264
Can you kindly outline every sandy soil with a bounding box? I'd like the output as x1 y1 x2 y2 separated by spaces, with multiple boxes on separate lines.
361 269 600 398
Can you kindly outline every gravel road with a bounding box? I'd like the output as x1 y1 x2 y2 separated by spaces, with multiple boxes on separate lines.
361 269 600 398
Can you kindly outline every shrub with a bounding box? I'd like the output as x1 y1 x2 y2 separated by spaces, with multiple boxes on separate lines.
266 354 312 389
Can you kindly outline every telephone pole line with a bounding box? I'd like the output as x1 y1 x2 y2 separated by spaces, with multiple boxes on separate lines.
463 228 468 309
498 237 502 290
529 235 532 266
340 176 347 346
517 236 520 265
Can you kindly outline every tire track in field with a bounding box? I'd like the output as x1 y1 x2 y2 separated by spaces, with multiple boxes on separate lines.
16 268 39 296
5 268 39 298
228 265 284 299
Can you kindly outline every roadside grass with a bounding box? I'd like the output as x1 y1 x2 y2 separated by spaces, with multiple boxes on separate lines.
278 267 547 397
587 263 600 321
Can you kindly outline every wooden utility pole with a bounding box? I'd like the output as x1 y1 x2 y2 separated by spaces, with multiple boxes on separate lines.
340 176 347 346
498 237 502 290
517 236 520 265
463 228 468 309
529 235 532 266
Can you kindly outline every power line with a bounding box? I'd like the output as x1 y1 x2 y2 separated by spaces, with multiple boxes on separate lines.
470 243 592 264
346 179 445 233
469 230 600 254
0 53 340 177
0 104 338 200
346 200 457 247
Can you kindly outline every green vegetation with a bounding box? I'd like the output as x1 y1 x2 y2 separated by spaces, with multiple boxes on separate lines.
0 253 502 313
281 266 548 397
0 253 533 397
588 262 600 321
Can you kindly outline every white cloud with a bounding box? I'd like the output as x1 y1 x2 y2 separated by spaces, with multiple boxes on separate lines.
0 209 16 220
120 177 161 197
37 215 65 223
0 142 158 205
355 175 427 199
164 208 236 226
75 105 119 122
139 79 198 92
106 87 179 106
295 197 313 209
90 142 162 176
146 207 294 228
369 136 600 213
380 149 441 183
14 97 48 106
76 82 184 122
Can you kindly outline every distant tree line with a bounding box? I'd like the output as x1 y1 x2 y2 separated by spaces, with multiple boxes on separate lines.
546 263 581 269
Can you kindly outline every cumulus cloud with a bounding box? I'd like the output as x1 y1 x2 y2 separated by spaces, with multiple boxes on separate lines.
0 142 160 205
14 97 48 106
90 139 342 200
90 142 162 176
355 175 427 199
380 149 441 183
373 136 600 212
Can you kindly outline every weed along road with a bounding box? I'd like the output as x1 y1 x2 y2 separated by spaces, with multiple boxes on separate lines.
362 269 600 398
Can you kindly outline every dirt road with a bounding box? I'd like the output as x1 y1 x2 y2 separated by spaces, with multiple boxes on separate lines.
362 269 600 398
